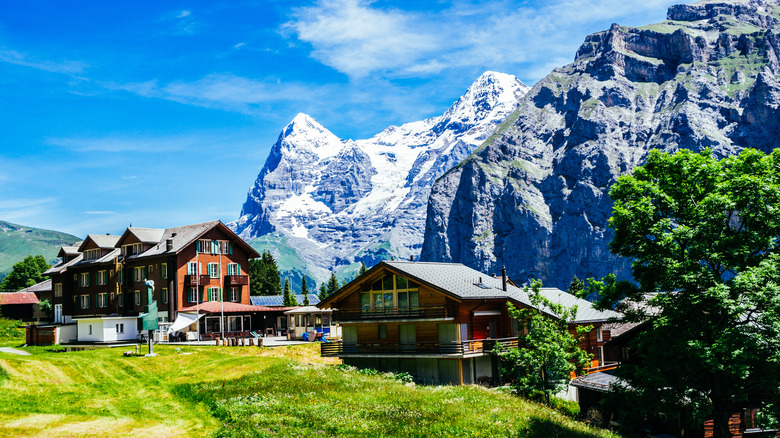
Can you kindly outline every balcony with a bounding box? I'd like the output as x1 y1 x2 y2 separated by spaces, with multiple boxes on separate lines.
321 337 519 358
331 305 458 322
225 275 249 286
184 274 210 285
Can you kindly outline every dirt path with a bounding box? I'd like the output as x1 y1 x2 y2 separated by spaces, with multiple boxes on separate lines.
0 347 30 355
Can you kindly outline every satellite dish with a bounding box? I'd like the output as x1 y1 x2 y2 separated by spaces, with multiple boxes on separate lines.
145 280 154 288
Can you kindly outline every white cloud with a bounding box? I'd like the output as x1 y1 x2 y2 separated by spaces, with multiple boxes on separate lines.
177 10 191 18
46 134 215 153
84 211 116 215
0 49 86 74
285 0 679 82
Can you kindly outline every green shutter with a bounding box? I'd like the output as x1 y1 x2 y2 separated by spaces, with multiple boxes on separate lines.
143 266 148 280
87 295 91 309
200 286 205 303
238 288 242 303
229 242 233 255
237 264 241 275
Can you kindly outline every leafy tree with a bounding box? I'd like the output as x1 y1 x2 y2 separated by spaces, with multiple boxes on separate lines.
596 148 780 438
301 277 310 306
327 272 339 295
0 255 50 291
358 262 368 276
248 251 281 296
494 280 592 405
282 278 298 306
37 298 52 319
318 283 328 301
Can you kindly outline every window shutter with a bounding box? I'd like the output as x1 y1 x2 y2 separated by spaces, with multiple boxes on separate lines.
143 266 148 280
237 264 241 275
87 295 91 309
200 286 205 303
238 288 242 303
229 242 233 255
199 262 202 275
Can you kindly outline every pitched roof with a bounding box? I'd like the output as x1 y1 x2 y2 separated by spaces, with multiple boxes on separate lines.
78 234 120 251
44 253 83 275
138 220 260 259
17 279 52 294
0 291 39 305
57 245 82 258
181 301 277 313
116 227 165 246
250 294 320 307
570 370 625 392
321 261 621 324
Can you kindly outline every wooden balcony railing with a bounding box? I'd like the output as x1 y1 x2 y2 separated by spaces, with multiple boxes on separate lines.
225 275 249 286
331 305 458 322
184 275 211 285
320 337 519 357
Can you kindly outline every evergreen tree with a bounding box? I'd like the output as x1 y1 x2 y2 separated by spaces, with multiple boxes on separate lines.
358 262 368 276
282 278 298 306
248 251 282 296
0 255 50 291
301 277 310 305
567 275 585 298
318 283 328 301
327 272 339 295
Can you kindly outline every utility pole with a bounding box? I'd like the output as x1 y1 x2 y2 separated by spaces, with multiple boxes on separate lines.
142 280 159 356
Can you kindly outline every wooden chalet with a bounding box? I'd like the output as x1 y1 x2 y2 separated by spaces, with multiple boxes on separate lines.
43 220 265 344
317 261 620 386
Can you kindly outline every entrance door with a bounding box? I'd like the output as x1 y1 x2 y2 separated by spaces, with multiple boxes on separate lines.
400 325 416 352
54 304 62 324
438 323 458 354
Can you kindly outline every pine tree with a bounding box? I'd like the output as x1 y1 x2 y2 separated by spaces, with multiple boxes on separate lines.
248 251 282 296
327 272 339 295
301 277 310 305
318 283 328 301
282 278 298 306
358 262 368 276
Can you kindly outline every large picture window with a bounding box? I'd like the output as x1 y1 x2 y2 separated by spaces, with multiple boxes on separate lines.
359 275 419 312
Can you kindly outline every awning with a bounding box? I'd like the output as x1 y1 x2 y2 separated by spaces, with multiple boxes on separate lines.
169 312 205 333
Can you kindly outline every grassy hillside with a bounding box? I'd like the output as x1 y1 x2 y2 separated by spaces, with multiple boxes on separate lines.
0 327 620 438
0 221 80 277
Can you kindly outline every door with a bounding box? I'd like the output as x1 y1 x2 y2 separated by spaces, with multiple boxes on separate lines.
438 323 458 354
343 326 358 353
400 325 416 352
54 304 62 324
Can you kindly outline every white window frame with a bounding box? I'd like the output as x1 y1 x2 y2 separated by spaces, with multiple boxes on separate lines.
133 267 143 282
97 293 108 308
80 295 89 309
162 288 169 304
230 287 238 302
227 263 241 276
187 262 199 275
54 283 63 298
161 263 167 279
207 263 220 278
596 326 603 342
116 323 124 334
188 287 199 303
209 287 221 301
79 273 89 287
134 290 141 306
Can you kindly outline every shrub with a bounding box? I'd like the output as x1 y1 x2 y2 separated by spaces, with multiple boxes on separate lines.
550 397 581 418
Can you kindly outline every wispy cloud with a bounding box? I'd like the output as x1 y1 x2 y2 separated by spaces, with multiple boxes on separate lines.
0 49 86 74
46 134 219 153
164 8 201 35
285 0 678 81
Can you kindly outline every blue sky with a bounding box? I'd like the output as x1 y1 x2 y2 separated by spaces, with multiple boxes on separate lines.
0 0 680 238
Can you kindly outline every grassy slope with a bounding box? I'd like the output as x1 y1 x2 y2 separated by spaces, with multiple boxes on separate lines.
0 321 618 438
0 220 80 276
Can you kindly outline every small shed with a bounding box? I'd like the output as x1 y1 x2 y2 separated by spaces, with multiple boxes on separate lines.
0 291 40 321
284 306 340 341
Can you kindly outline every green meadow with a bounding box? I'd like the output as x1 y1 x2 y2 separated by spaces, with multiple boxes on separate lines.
0 318 618 438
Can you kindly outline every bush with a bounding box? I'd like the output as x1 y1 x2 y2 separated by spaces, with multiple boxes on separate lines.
550 397 581 418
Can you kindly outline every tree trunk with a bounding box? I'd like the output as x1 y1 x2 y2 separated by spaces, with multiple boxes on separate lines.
711 400 732 438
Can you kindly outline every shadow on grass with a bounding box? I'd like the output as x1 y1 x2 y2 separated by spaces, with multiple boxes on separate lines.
518 417 607 438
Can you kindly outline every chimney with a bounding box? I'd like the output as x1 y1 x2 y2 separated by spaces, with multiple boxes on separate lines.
166 238 174 252
502 266 507 292
409 255 414 262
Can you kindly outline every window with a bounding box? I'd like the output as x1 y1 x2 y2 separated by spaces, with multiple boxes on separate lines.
97 293 108 308
97 270 108 285
228 315 242 332
119 293 125 307
230 287 238 302
161 263 167 279
188 287 199 303
161 288 168 304
84 248 101 260
116 323 124 334
209 287 221 301
80 295 90 309
133 266 145 282
117 270 123 285
197 239 230 254
54 283 62 298
187 262 200 275
79 273 90 287
596 326 603 342
227 263 241 276
122 243 143 256
134 290 141 306
88 324 92 335
378 324 387 339
361 275 419 312
206 316 221 333
207 263 220 278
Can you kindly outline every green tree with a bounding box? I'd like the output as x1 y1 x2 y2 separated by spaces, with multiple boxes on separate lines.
494 280 592 404
37 298 52 319
318 283 328 301
248 251 282 296
327 272 339 295
358 262 368 276
282 278 298 306
597 148 780 438
567 275 584 298
301 277 310 306
0 255 50 291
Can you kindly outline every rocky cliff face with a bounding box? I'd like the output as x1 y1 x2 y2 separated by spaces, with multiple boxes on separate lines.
421 0 780 288
231 72 529 282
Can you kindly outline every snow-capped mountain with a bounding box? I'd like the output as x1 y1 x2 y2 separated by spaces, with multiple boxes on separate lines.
230 71 529 282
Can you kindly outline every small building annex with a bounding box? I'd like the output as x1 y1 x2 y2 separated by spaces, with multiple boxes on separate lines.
317 261 620 386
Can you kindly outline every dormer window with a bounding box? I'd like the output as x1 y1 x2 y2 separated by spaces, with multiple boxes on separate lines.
122 243 143 256
84 248 102 260
197 239 231 254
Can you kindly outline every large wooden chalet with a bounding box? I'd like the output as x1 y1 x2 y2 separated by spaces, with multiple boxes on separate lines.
317 261 620 385
44 220 264 343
